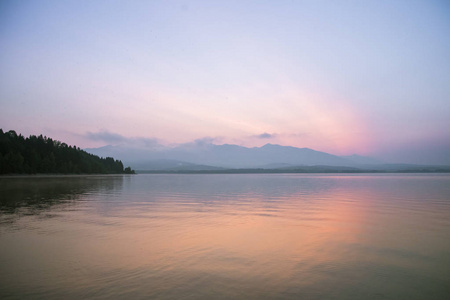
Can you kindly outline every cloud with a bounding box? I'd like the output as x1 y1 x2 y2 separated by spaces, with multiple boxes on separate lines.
254 132 276 139
288 132 308 138
175 136 223 150
85 130 161 149
86 131 126 143
193 136 221 145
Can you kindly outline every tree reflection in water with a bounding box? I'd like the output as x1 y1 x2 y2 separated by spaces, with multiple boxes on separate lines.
0 175 124 222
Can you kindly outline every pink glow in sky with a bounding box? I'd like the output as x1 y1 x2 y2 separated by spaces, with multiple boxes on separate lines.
1 1 450 164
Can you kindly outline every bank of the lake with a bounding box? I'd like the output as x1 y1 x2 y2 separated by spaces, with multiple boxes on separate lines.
0 129 134 175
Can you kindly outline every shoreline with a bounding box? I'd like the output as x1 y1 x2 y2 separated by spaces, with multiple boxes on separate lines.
0 173 134 179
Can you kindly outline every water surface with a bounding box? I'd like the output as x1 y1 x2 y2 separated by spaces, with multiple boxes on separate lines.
1 174 450 299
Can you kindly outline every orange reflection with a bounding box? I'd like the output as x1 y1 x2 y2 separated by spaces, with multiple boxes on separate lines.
64 187 371 295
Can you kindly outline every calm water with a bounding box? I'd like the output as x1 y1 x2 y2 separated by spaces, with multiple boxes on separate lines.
1 174 450 299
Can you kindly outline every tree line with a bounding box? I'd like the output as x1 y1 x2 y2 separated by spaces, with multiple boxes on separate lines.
0 129 134 174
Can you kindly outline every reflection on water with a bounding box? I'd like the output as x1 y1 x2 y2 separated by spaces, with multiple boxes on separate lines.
1 174 450 299
0 175 124 224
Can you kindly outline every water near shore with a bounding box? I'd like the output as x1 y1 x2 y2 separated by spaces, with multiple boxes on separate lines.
1 174 449 299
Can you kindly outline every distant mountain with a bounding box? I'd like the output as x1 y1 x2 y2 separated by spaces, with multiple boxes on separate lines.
129 159 224 171
256 163 296 169
85 142 369 170
84 141 450 173
340 154 383 165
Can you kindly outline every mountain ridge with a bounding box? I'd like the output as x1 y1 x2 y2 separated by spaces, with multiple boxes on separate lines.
85 142 372 170
83 142 450 173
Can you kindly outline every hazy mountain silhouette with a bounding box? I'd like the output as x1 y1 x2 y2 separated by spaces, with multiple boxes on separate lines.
340 154 383 165
86 142 377 170
128 159 225 171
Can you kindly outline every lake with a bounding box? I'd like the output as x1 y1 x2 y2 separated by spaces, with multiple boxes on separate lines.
1 174 449 299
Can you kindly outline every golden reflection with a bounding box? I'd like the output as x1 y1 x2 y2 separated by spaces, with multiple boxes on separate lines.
63 188 371 295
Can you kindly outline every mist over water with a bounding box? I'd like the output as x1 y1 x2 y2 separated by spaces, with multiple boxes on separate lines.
1 174 450 299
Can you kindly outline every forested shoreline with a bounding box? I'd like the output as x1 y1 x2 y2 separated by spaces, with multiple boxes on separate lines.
0 129 134 174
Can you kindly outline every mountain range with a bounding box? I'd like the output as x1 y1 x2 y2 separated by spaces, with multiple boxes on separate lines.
85 142 387 171
84 142 450 173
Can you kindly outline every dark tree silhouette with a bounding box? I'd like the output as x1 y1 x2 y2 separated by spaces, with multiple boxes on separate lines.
0 129 135 174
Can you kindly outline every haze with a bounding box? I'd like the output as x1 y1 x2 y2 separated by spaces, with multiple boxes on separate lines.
1 0 449 165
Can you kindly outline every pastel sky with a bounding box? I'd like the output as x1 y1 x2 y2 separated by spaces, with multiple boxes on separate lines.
1 0 450 164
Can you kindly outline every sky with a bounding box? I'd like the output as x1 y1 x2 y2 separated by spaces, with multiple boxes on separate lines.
1 0 450 164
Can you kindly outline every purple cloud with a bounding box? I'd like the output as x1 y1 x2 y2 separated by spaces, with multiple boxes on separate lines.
85 130 161 148
255 133 276 139
86 131 126 143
